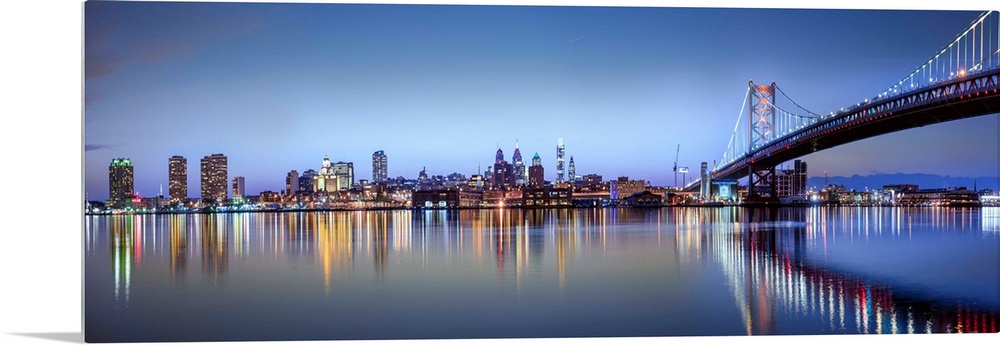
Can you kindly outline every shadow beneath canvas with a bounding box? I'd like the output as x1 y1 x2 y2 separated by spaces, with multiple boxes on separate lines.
9 332 83 343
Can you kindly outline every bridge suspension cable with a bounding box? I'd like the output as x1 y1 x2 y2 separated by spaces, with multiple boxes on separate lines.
718 82 823 170
774 84 823 118
884 11 999 98
720 85 752 168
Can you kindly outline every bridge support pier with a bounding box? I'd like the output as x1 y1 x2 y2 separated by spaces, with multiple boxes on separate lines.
747 165 779 204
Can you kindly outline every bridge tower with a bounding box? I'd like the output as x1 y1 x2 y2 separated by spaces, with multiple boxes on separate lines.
747 81 778 203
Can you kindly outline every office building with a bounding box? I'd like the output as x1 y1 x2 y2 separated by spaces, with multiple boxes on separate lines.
581 174 603 186
610 176 646 200
232 176 245 199
528 153 545 188
492 148 515 189
700 162 711 200
332 161 354 190
108 158 134 208
568 156 576 183
793 160 807 196
286 170 299 195
299 169 317 194
512 142 525 186
168 155 187 204
200 153 228 203
556 138 565 183
372 150 387 183
775 160 808 198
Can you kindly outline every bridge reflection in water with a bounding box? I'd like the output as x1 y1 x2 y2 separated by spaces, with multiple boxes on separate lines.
678 207 998 335
86 207 998 337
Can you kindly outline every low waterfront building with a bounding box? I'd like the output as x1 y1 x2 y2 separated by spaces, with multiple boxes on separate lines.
412 189 482 208
523 187 572 208
897 188 980 206
624 191 663 207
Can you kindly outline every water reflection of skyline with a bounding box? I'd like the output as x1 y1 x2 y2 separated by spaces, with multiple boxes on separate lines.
86 207 998 334
675 206 999 335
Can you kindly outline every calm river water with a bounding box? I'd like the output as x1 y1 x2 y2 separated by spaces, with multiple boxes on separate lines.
84 207 1000 342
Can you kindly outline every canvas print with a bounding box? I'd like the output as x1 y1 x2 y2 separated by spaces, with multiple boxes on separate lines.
84 1 1000 342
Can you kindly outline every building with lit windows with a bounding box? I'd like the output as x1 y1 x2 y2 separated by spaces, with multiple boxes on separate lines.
568 156 576 183
200 153 228 203
232 176 245 199
108 158 134 208
316 156 337 193
168 155 187 204
299 169 317 194
555 138 565 183
528 153 544 188
793 160 807 196
286 170 299 196
332 161 354 190
492 148 516 190
512 143 525 186
372 150 387 183
610 176 646 200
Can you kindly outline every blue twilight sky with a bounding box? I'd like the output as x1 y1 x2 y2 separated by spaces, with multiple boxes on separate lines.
84 1 1000 200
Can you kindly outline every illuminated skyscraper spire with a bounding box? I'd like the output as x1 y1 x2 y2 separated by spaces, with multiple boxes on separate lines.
512 140 525 186
495 148 504 163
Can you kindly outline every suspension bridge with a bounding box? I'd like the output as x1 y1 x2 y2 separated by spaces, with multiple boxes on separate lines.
684 11 1000 202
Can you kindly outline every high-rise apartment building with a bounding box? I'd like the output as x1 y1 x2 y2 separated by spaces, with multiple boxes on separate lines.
286 170 299 195
556 138 565 183
108 158 134 208
200 153 228 203
168 155 187 204
372 150 387 183
512 142 525 186
232 176 245 198
528 153 545 188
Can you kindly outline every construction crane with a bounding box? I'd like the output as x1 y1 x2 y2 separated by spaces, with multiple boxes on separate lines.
672 144 680 189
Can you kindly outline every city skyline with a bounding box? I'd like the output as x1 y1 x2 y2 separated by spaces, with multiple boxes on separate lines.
84 2 1000 200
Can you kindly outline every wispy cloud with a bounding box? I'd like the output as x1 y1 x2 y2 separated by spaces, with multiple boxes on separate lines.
85 144 115 152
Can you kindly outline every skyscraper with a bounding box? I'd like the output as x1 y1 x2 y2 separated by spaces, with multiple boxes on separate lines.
512 142 525 186
332 161 354 190
286 170 299 196
700 162 710 201
200 153 228 203
568 156 576 183
528 153 544 188
372 150 387 183
168 155 187 204
492 148 515 189
108 158 134 208
556 138 565 183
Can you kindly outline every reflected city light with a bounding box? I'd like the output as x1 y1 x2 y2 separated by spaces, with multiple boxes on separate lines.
86 207 998 336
